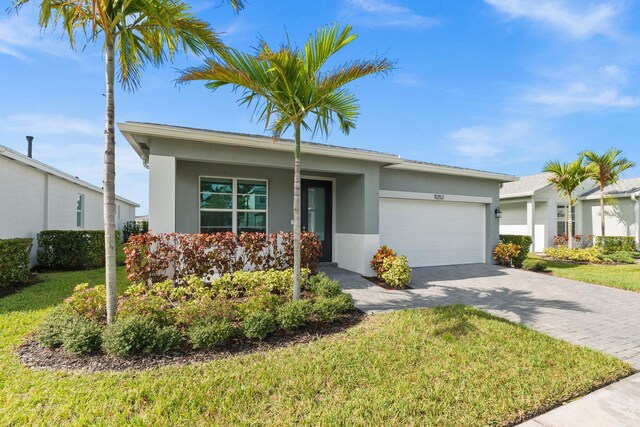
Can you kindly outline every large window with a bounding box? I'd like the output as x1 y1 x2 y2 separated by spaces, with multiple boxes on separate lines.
200 177 267 234
76 193 85 228
557 205 575 236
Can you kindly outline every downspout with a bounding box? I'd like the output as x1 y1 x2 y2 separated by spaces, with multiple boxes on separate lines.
632 193 640 250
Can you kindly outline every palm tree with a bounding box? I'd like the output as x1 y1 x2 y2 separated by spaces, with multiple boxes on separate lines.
542 156 587 249
179 24 392 300
582 148 636 248
13 0 244 324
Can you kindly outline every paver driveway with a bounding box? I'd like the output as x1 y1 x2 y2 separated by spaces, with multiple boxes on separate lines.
322 263 640 369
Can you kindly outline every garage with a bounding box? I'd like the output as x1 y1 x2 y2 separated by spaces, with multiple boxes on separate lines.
379 197 486 267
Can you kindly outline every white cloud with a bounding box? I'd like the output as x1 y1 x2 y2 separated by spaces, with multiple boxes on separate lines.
393 72 425 87
0 113 100 135
526 82 639 109
485 0 620 39
341 0 438 29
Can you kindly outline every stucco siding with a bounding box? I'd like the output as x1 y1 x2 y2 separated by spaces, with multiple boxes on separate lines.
582 199 637 237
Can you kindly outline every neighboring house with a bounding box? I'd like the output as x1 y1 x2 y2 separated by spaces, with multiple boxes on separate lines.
578 178 640 248
0 144 139 265
120 122 516 275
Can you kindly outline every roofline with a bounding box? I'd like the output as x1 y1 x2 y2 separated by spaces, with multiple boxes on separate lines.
118 121 517 182
580 191 640 200
500 183 554 199
0 145 140 207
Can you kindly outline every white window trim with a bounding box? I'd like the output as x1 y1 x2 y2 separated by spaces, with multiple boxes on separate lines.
198 176 268 233
76 193 85 229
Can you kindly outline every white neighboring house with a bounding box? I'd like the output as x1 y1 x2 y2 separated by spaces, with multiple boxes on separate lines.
499 173 596 252
0 144 139 265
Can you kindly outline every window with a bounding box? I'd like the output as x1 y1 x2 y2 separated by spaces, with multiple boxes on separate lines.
200 177 267 234
76 193 85 228
557 205 575 236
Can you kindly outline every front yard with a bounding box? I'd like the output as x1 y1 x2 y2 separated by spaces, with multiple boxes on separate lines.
539 258 640 293
0 268 633 426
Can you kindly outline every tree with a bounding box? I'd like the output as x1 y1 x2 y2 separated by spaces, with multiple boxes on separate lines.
179 24 392 300
582 148 636 248
13 0 244 324
542 157 587 249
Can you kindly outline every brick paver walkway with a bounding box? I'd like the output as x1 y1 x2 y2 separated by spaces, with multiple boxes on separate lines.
322 263 640 368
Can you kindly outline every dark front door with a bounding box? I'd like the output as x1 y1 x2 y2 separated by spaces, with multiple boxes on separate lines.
301 179 332 262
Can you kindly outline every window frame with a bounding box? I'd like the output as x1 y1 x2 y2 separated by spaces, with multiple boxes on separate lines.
76 193 85 228
198 176 268 234
556 205 576 236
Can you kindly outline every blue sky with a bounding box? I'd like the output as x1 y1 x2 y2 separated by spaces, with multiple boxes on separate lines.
2 0 640 214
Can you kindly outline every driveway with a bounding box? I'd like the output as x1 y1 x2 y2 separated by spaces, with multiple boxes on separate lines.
322 263 640 369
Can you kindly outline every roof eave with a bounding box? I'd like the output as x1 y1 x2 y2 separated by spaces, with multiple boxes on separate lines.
385 162 518 182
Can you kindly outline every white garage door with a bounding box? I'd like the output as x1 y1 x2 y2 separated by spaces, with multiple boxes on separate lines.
379 198 486 267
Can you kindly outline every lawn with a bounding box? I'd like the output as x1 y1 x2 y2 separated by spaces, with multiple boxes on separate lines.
540 258 640 293
0 268 633 426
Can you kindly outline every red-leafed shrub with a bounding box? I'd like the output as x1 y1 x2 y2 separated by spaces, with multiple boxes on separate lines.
124 232 323 284
370 246 397 280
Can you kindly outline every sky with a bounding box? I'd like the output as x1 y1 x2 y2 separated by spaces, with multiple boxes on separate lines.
1 0 640 214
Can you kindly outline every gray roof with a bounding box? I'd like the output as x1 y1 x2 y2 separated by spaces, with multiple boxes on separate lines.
500 173 552 198
580 178 640 199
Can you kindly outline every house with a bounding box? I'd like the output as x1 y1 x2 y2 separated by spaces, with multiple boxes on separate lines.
120 122 516 275
0 143 139 264
578 178 640 248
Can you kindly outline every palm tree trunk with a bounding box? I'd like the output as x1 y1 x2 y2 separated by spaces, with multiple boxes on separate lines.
567 203 573 250
292 123 302 300
104 39 117 324
600 185 606 248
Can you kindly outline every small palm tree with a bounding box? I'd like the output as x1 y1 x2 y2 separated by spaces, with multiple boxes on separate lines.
543 157 587 249
179 24 392 300
13 0 244 324
582 148 636 248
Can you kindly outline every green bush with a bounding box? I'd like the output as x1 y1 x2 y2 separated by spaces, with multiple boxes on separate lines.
380 256 412 288
312 294 354 323
242 311 278 340
276 300 312 332
237 293 282 318
61 318 103 355
307 273 342 298
522 258 548 272
102 315 181 356
595 236 637 254
117 293 174 326
544 246 602 263
65 284 107 323
151 326 184 354
122 220 148 243
0 238 32 287
37 308 79 349
37 230 120 270
499 235 532 267
189 317 234 349
600 251 638 264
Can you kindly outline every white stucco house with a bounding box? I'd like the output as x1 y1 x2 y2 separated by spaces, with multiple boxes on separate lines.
499 173 639 251
120 121 517 275
0 144 139 264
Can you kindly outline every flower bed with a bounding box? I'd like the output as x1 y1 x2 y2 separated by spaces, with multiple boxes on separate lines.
543 246 640 264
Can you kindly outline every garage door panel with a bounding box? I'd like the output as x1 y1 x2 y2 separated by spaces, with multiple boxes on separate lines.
379 198 486 267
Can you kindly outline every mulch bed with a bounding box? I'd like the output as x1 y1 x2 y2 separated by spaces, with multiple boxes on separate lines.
0 274 40 299
17 310 366 373
362 276 411 290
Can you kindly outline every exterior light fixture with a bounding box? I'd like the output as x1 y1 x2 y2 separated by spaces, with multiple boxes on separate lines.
494 207 502 219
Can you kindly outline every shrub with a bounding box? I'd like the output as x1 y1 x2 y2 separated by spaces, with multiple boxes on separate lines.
380 256 412 288
150 326 184 354
189 317 234 349
237 293 283 319
544 246 602 263
499 235 531 267
242 311 278 340
276 300 312 332
370 246 396 280
0 238 32 287
493 242 521 266
117 293 174 326
312 294 354 323
65 284 107 323
600 251 637 264
174 297 236 327
522 258 548 272
307 273 342 298
61 318 103 355
102 315 161 356
37 230 120 270
37 308 79 349
595 236 637 254
122 220 148 243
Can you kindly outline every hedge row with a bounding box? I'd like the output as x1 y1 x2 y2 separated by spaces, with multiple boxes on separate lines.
0 238 33 287
122 220 148 243
499 234 532 267
37 230 120 270
595 236 636 254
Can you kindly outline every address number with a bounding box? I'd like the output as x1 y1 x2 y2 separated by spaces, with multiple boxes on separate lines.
434 194 445 200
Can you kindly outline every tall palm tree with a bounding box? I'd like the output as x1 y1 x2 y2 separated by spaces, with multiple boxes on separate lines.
582 148 636 248
179 24 392 300
13 0 244 324
543 156 587 249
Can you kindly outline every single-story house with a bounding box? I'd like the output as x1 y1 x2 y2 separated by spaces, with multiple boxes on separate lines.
120 122 516 275
0 143 139 265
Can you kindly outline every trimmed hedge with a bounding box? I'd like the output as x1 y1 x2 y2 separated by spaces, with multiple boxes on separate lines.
0 238 33 287
499 235 532 267
37 230 120 270
122 220 148 243
595 236 636 254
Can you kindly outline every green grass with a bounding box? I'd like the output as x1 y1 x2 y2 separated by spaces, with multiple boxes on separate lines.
0 268 633 426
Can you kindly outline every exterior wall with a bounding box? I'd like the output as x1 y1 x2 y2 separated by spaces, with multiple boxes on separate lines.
499 201 528 236
581 199 638 238
500 189 559 252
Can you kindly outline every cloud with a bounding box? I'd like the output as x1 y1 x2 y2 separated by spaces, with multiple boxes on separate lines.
485 0 621 39
341 0 438 29
0 113 100 135
393 72 425 87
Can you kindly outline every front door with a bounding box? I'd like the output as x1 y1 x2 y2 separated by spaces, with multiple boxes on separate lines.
301 179 332 262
